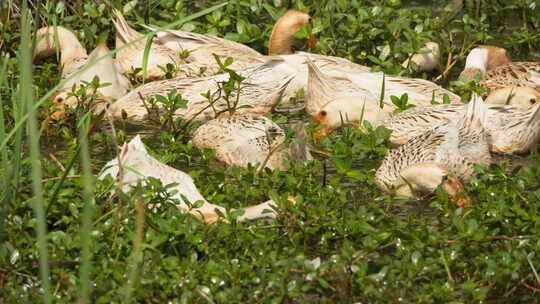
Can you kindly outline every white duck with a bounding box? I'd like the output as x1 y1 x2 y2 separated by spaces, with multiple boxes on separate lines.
100 135 293 224
458 45 511 81
305 59 391 136
142 10 370 102
375 96 491 206
33 25 88 77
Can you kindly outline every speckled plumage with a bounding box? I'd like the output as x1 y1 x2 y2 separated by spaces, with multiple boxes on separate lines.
192 113 312 170
382 101 540 154
459 46 540 96
480 62 540 93
376 98 491 202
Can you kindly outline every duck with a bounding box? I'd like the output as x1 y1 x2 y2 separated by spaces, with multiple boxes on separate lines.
106 56 298 124
375 96 491 206
191 113 312 170
401 42 440 73
382 97 540 154
459 45 540 95
305 59 391 136
346 72 462 105
113 9 184 80
33 26 131 120
106 9 375 123
99 135 294 224
305 58 462 136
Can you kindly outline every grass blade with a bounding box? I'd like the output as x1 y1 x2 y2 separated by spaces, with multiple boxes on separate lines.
0 53 11 240
20 2 51 303
141 31 156 82
77 112 95 303
378 73 385 109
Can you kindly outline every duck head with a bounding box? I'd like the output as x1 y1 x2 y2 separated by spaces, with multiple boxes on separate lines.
49 89 79 121
313 98 388 137
268 10 312 55
49 88 108 121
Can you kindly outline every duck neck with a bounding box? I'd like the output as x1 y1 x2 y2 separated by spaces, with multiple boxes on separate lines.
464 48 488 74
268 11 310 55
268 25 296 55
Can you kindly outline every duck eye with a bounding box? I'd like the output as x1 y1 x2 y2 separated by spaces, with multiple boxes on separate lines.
56 97 64 103
530 98 537 105
320 110 327 117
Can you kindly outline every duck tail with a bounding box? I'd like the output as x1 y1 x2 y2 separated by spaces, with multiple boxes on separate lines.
306 57 336 115
99 135 147 180
112 9 142 47
461 93 488 132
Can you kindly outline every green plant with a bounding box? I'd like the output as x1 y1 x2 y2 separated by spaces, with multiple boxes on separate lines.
1 1 540 303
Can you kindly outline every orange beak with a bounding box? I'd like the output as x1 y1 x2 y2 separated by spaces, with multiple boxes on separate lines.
454 196 472 207
314 128 328 137
49 110 65 121
286 196 297 204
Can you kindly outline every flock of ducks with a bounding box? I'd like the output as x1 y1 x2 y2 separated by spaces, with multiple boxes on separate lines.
33 9 540 223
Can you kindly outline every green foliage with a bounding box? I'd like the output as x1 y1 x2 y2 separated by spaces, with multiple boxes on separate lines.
1 0 540 303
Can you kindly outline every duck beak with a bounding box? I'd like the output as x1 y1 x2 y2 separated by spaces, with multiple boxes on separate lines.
314 128 328 137
50 110 65 121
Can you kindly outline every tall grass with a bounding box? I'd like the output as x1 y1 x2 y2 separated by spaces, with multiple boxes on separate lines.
77 112 94 303
0 44 11 242
20 2 51 303
2 1 228 301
